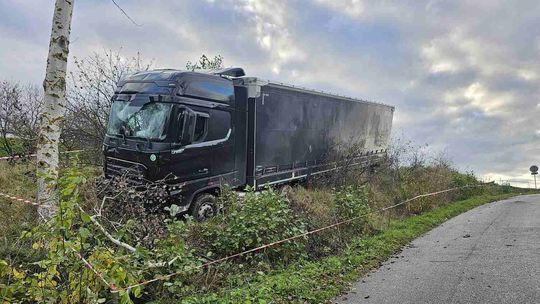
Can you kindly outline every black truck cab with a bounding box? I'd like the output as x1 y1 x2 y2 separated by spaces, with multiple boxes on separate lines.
103 69 248 219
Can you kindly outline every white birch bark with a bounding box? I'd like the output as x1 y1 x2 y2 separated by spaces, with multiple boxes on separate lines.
37 0 74 219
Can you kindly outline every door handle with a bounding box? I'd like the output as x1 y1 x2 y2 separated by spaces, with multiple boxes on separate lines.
198 168 209 174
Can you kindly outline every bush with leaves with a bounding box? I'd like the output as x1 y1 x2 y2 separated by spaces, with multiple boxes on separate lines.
0 168 208 303
0 168 142 303
451 170 483 199
193 188 307 265
333 186 372 231
288 186 373 258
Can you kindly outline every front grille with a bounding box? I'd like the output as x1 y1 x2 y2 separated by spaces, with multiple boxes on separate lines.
105 157 147 185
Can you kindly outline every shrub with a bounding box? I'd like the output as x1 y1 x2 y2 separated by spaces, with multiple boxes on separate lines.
193 188 307 265
287 186 373 258
0 168 141 303
288 187 341 257
452 170 482 199
332 186 373 242
0 169 207 303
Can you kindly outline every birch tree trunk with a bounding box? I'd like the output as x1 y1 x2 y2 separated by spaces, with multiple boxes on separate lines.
37 0 74 219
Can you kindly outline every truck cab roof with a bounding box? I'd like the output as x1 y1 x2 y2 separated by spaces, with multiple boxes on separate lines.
115 69 235 104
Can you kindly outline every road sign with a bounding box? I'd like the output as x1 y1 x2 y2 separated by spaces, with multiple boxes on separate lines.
531 165 538 189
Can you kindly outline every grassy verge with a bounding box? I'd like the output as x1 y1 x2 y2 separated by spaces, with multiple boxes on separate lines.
0 161 37 236
187 192 522 303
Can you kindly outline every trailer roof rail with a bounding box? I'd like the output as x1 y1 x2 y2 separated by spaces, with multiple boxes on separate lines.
259 79 393 108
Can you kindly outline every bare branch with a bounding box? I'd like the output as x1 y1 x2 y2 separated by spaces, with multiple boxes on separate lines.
77 203 137 253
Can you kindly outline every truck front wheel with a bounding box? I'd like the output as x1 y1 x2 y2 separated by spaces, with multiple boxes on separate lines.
190 193 218 221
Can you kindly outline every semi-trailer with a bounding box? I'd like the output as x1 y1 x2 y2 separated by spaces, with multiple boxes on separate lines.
103 67 394 220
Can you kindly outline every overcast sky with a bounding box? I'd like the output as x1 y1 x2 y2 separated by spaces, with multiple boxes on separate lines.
1 0 539 186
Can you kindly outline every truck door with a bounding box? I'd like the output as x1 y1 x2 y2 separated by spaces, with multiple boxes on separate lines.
206 106 235 176
168 107 212 181
168 104 235 182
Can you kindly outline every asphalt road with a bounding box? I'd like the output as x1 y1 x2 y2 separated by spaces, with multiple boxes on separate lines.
335 194 540 304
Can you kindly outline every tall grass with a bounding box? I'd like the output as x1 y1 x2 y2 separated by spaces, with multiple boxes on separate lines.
0 161 37 237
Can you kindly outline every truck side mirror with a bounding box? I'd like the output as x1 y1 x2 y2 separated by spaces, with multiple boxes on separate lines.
180 108 197 145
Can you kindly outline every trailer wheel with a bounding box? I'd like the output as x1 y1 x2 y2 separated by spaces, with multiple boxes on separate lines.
190 193 218 221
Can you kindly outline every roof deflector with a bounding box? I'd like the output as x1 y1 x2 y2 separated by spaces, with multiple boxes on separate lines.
211 67 246 78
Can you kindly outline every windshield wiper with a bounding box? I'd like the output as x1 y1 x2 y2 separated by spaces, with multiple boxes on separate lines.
116 124 155 148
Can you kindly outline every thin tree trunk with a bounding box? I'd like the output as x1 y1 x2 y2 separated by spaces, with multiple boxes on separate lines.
37 0 74 219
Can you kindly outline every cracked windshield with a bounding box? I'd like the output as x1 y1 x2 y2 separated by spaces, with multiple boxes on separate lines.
107 101 171 140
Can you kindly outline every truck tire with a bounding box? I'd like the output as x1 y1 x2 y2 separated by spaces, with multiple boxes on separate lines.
190 193 218 221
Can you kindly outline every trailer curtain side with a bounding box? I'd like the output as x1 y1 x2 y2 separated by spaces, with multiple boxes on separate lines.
244 81 394 188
